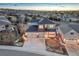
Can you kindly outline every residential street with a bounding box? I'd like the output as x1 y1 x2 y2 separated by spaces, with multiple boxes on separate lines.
65 44 79 56
0 49 43 56
0 40 64 56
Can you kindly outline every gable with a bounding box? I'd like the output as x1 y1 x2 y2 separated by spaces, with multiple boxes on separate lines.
59 24 72 34
69 24 79 33
64 29 79 40
65 29 79 36
38 18 55 24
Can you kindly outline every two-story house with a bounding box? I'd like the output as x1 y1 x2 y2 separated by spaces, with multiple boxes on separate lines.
0 16 19 45
23 18 57 42
22 18 66 54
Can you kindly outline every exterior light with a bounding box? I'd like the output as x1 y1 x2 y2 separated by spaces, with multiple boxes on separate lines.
77 40 79 45
36 33 39 35
45 34 48 38
36 33 39 38
64 39 66 41
63 39 66 44
22 33 28 41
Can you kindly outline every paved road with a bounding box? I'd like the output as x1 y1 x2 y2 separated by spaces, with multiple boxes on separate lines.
65 44 79 56
0 49 43 56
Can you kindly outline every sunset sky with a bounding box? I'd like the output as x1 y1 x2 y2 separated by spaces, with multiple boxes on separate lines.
0 3 79 11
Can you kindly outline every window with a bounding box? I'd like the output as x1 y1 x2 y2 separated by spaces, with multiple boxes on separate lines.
49 25 54 29
39 25 43 29
35 33 39 38
70 32 74 35
45 24 54 29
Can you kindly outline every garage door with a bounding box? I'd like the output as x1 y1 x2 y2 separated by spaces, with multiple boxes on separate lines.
66 39 77 45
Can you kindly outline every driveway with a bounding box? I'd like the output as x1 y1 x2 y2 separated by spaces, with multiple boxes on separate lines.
0 40 64 56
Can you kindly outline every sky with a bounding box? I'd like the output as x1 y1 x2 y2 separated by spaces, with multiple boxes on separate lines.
0 3 79 11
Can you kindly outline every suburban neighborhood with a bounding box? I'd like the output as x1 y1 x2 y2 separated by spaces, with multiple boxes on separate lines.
0 3 79 56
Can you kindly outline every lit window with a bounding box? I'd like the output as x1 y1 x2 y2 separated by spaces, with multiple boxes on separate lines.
45 24 54 29
39 25 43 29
49 25 54 28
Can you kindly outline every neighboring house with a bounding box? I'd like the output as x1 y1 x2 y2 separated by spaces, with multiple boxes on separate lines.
58 24 79 44
0 16 19 45
19 14 25 23
0 16 11 31
7 16 17 23
28 19 40 26
0 27 19 45
68 18 79 22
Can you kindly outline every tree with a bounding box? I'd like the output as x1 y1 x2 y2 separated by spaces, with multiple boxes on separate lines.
32 16 37 19
49 16 61 21
14 20 19 25
49 16 53 20
69 19 72 22
24 17 28 24
7 17 12 22
5 24 9 30
18 23 26 36
56 18 61 21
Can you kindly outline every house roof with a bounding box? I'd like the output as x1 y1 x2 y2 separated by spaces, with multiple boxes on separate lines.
0 16 11 25
0 29 15 33
30 19 40 23
38 18 55 24
59 23 79 34
59 24 72 34
0 20 11 25
69 24 79 33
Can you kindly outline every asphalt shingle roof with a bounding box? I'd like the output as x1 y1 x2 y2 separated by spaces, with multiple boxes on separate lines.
0 20 11 25
0 16 11 25
69 24 79 33
30 19 40 23
38 18 55 24
59 23 79 34
59 24 72 34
